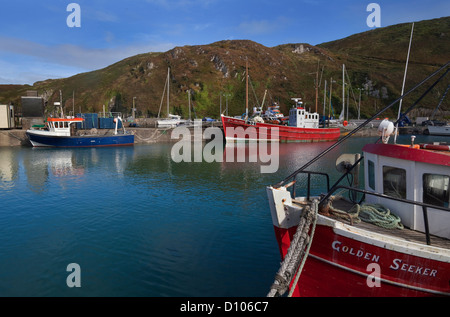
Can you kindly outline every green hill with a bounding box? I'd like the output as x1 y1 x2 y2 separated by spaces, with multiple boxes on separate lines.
1 16 448 120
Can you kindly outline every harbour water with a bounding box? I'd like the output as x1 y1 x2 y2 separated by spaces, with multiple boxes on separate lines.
0 134 444 297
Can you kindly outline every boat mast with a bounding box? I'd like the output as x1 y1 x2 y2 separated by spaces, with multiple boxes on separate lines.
188 89 191 121
315 62 319 113
394 22 414 144
167 67 170 118
261 89 267 111
323 80 327 125
342 64 345 122
157 68 169 119
60 90 63 118
246 60 249 119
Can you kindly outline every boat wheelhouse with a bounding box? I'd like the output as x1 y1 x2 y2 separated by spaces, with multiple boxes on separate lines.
288 98 320 129
363 140 450 239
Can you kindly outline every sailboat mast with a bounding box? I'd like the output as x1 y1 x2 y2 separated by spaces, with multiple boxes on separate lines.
323 80 327 119
188 90 191 121
246 60 249 119
315 62 320 113
342 64 345 121
167 67 170 118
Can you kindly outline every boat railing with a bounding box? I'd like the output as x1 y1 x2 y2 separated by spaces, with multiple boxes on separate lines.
288 153 363 203
288 171 330 201
318 185 450 246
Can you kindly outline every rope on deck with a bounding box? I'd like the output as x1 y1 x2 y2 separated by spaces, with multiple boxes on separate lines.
267 200 318 297
327 195 404 230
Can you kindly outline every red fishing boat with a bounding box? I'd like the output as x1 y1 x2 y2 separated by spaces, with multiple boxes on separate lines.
266 64 450 297
221 98 340 142
221 61 340 143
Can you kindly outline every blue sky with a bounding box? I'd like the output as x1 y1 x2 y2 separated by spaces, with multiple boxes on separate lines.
1 0 448 84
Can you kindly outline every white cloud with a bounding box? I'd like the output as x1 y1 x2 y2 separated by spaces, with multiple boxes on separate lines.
0 36 174 68
0 36 176 84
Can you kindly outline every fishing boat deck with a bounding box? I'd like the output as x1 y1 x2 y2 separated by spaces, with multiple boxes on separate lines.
320 197 450 250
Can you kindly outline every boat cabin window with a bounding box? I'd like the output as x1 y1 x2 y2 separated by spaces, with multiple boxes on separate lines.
423 173 449 208
383 166 406 199
368 160 375 190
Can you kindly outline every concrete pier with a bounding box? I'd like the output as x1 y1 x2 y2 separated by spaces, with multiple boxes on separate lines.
0 124 222 147
0 124 429 147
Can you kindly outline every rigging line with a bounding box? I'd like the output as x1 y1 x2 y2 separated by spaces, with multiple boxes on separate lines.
274 62 449 188
318 65 324 88
431 84 450 119
249 75 260 107
394 68 449 127
344 68 359 109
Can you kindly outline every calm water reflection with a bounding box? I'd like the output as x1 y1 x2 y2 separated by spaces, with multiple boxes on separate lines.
0 134 444 296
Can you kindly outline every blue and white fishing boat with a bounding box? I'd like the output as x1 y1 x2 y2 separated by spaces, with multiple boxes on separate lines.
26 116 134 147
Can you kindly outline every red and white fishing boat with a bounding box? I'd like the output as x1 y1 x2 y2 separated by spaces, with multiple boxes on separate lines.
221 98 340 142
266 64 450 297
221 61 340 143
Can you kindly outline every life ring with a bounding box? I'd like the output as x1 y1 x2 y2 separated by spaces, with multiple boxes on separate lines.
420 143 450 151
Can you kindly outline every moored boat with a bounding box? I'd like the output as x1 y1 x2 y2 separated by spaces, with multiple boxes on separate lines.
157 114 185 128
266 63 450 297
425 124 450 136
221 61 340 143
26 116 134 147
221 98 341 142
